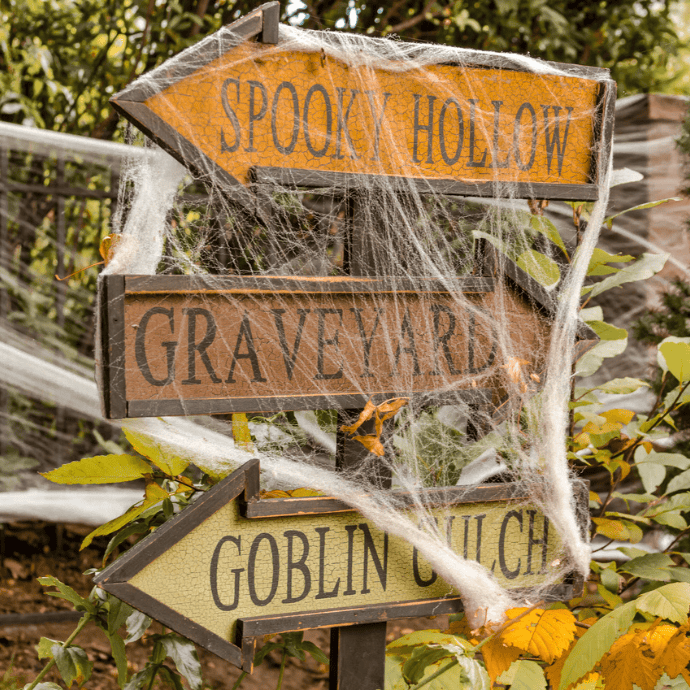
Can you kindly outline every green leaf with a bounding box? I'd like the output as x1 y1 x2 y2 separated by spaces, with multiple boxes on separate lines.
559 601 636 690
157 667 184 690
403 647 453 685
652 512 687 529
103 521 149 566
635 583 690 623
107 632 128 689
594 378 649 395
604 197 681 229
123 667 154 690
387 631 471 658
37 577 95 615
599 564 621 592
254 642 282 666
619 553 675 581
123 427 189 476
667 470 690 494
53 645 93 687
29 684 62 690
586 247 635 276
587 321 628 341
81 483 169 550
498 660 546 690
530 215 568 257
107 595 133 636
40 454 151 484
575 338 627 377
125 610 152 644
36 637 61 660
301 640 329 667
516 249 560 287
659 340 690 383
584 252 668 299
160 635 202 690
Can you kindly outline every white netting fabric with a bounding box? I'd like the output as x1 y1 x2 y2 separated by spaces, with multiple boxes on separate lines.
102 20 614 625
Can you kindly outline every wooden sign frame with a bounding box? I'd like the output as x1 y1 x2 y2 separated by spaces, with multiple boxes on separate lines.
95 459 586 673
109 1 616 207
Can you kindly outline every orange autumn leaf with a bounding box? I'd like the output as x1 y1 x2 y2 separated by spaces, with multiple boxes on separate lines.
480 636 522 684
545 617 596 689
99 233 122 265
501 607 576 664
599 624 676 690
340 398 409 457
658 623 690 680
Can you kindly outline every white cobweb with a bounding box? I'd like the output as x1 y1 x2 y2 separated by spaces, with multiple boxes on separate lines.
101 21 615 626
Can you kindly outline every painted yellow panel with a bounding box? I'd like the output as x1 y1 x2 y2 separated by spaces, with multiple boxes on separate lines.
144 43 599 186
129 498 563 644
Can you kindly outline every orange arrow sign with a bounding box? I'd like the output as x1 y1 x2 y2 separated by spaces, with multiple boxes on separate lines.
95 459 581 672
111 2 613 204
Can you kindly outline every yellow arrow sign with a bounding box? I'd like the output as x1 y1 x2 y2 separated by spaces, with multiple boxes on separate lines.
95 460 579 672
111 3 613 203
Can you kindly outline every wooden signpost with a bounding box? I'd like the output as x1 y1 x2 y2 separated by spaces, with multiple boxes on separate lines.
96 3 615 689
95 459 582 673
110 3 612 204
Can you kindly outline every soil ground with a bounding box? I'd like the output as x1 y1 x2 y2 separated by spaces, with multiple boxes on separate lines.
0 522 446 689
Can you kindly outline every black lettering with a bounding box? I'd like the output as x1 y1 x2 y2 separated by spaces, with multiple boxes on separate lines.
513 102 537 171
245 80 268 152
542 105 573 176
333 88 359 159
220 77 241 153
210 536 243 611
351 307 383 378
365 90 391 161
468 99 488 168
429 303 461 375
439 98 464 166
359 524 388 594
271 81 300 155
468 309 497 374
314 527 340 599
498 510 523 580
273 308 309 381
412 546 437 587
393 309 420 376
247 533 279 606
282 530 311 603
226 312 267 384
475 514 486 563
525 510 549 575
344 525 357 595
462 516 471 559
491 100 510 168
444 515 456 546
135 307 177 387
303 84 332 157
413 94 436 164
182 308 220 384
314 308 343 380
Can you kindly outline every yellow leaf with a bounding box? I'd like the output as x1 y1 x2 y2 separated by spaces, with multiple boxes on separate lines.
480 637 522 684
501 608 577 664
260 489 291 498
122 427 189 476
340 400 377 435
601 409 635 426
41 454 151 484
353 434 385 456
545 617 595 690
289 488 323 497
99 233 122 265
598 625 674 690
80 483 169 550
591 517 643 543
232 413 254 451
657 623 690 680
340 398 409 457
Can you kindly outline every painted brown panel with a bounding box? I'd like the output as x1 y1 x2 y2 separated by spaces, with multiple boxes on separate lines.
104 275 551 417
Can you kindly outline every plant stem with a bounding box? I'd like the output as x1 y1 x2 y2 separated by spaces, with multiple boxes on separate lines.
26 614 91 690
410 659 458 690
231 671 247 690
276 649 288 690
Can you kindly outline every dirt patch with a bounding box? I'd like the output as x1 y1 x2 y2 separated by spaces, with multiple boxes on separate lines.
0 522 446 689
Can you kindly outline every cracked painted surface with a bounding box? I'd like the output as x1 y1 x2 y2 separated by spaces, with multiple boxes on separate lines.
140 43 599 187
129 499 563 643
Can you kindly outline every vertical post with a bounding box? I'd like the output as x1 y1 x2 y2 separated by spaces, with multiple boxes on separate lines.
0 147 8 457
55 157 66 329
331 189 389 690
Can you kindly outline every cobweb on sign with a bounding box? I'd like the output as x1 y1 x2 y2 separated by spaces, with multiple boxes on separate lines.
101 22 614 626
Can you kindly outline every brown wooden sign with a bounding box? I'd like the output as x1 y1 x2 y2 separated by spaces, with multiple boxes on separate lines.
95 459 583 672
110 2 615 204
98 273 556 419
